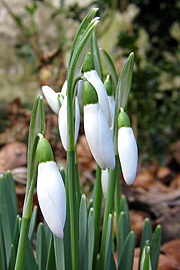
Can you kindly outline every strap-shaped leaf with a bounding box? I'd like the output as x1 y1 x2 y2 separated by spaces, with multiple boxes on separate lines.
23 234 38 270
88 208 94 270
53 235 65 270
141 246 151 270
28 206 37 243
46 235 56 270
100 48 118 92
150 225 161 270
79 194 88 270
116 52 134 109
90 30 103 80
0 218 7 270
118 231 135 270
6 172 17 216
8 245 15 270
117 211 126 264
26 95 45 195
36 223 49 270
105 214 113 270
120 195 130 236
69 8 98 65
139 218 152 270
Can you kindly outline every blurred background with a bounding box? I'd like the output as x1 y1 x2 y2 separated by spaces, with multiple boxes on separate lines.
0 1 180 267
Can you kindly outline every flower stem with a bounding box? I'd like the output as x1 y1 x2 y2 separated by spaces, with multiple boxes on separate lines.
67 150 79 270
99 155 118 270
14 217 30 270
93 165 103 268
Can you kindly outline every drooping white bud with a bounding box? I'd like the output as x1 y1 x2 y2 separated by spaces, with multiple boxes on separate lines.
84 103 115 170
118 127 138 185
42 85 61 115
101 168 109 198
37 161 66 238
58 96 80 151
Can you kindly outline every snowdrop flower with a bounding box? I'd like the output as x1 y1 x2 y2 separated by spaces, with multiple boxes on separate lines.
58 95 80 151
101 168 109 198
83 53 113 130
36 135 66 238
118 108 138 185
83 81 115 170
42 85 62 115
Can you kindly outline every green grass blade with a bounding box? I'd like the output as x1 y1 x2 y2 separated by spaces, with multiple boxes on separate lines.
139 218 152 270
88 208 94 270
79 194 88 270
53 235 65 270
117 211 126 264
5 171 17 216
118 231 135 270
8 245 15 270
150 225 161 270
36 223 48 270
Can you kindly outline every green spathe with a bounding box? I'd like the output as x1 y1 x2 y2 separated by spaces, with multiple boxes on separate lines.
83 81 98 105
37 134 54 163
104 74 113 96
118 108 131 128
83 53 95 72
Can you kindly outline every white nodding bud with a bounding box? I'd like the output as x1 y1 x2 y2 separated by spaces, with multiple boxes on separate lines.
61 80 67 97
42 85 61 115
118 127 138 185
108 95 115 137
37 161 66 238
84 103 115 170
77 79 83 101
84 70 113 130
101 168 109 198
58 96 80 151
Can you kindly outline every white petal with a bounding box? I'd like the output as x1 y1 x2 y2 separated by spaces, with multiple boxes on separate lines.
118 127 138 185
37 161 66 238
108 95 115 137
101 168 109 198
84 103 115 170
77 79 83 101
84 70 112 127
42 85 60 115
58 96 80 151
61 80 67 97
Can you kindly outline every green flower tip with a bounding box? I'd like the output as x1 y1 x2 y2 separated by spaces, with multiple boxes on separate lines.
82 53 95 72
104 74 113 96
118 108 131 128
82 81 98 105
37 134 54 163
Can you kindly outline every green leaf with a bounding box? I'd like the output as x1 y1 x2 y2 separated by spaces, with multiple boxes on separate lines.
120 195 131 236
150 225 161 270
28 206 37 243
118 231 135 270
0 218 7 270
88 208 94 270
139 218 152 270
116 52 134 109
46 235 56 270
67 16 99 99
8 245 15 270
6 171 17 215
141 246 151 270
100 48 118 92
105 214 113 270
36 223 49 270
0 174 17 263
79 194 88 270
23 237 38 270
53 235 65 270
26 95 45 194
117 211 126 264
90 30 103 80
69 8 98 65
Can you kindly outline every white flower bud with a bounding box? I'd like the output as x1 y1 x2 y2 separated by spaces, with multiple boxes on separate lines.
42 85 61 115
101 168 109 198
37 161 66 238
118 127 138 185
84 103 115 170
84 70 113 130
58 96 80 151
